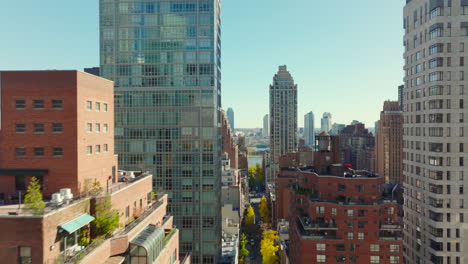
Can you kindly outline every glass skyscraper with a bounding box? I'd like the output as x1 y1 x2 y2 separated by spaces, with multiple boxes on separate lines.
99 1 222 263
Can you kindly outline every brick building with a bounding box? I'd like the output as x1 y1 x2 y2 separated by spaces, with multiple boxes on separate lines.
275 133 403 264
0 70 116 197
375 101 403 184
0 71 187 264
338 123 375 170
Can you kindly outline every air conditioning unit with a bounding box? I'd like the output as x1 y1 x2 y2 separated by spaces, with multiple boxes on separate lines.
60 188 73 203
51 193 63 206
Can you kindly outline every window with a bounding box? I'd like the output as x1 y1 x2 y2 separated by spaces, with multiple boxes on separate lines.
358 232 364 240
34 124 44 134
87 123 92 132
15 148 26 158
347 210 354 217
390 244 400 252
53 147 63 157
429 43 443 55
33 100 44 109
464 5 468 15
430 7 441 19
19 246 31 264
95 102 100 111
338 184 346 192
335 244 345 251
125 206 130 218
103 103 108 112
390 256 400 264
347 232 354 240
86 101 92 110
86 146 92 155
370 244 380 252
317 255 326 263
95 145 101 154
370 256 380 264
316 206 325 214
316 243 326 251
34 147 44 157
15 124 26 134
103 144 108 152
430 28 442 39
95 123 100 133
15 100 26 110
52 100 63 109
103 124 108 133
52 123 63 133
332 208 337 216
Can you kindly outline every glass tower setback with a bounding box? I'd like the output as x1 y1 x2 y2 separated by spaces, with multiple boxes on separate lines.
99 1 222 263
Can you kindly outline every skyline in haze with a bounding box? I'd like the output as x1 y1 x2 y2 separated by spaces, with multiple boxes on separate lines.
0 0 405 128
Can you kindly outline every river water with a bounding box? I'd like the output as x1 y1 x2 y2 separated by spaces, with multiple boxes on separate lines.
248 155 263 166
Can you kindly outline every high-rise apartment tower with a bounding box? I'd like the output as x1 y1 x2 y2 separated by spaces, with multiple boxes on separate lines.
321 112 332 133
263 114 269 138
99 1 222 262
403 1 468 263
269 65 297 182
375 101 403 184
227 107 234 131
304 111 315 147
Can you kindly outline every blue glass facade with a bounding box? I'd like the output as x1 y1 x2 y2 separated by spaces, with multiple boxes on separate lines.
99 1 222 263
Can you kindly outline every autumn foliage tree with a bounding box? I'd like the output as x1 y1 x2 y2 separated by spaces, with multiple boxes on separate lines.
259 196 270 222
245 205 255 225
260 229 279 264
248 164 264 186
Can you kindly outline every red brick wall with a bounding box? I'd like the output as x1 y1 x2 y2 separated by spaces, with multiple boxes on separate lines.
106 175 153 227
0 198 91 264
76 71 117 195
0 71 116 197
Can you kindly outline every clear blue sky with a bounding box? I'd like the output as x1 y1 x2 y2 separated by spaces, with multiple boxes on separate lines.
0 0 405 128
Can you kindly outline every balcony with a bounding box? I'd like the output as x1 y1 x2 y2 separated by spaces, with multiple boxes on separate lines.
380 224 401 231
298 215 337 230
296 217 339 240
378 230 403 241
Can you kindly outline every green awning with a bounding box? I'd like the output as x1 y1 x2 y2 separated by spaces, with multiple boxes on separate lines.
60 214 95 234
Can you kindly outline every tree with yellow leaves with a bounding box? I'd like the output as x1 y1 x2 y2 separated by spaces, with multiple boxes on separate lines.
245 205 255 225
259 196 270 222
260 229 279 264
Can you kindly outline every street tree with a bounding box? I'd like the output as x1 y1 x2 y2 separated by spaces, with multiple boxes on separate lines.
260 229 279 264
245 205 255 225
259 196 270 222
239 233 249 263
254 164 264 183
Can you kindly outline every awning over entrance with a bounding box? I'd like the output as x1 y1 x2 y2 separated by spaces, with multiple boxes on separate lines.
0 169 48 176
60 214 95 234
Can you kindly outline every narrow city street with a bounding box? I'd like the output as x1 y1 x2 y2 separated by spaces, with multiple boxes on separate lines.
243 190 265 264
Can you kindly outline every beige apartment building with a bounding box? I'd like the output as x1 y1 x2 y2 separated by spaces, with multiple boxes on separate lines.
375 101 404 184
403 1 468 263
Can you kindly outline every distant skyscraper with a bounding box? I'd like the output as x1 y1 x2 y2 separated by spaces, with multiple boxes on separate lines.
321 112 332 133
269 65 297 183
330 123 345 135
403 1 468 263
263 114 269 138
304 112 315 147
375 101 403 184
398 84 404 110
227 107 235 131
100 1 222 262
